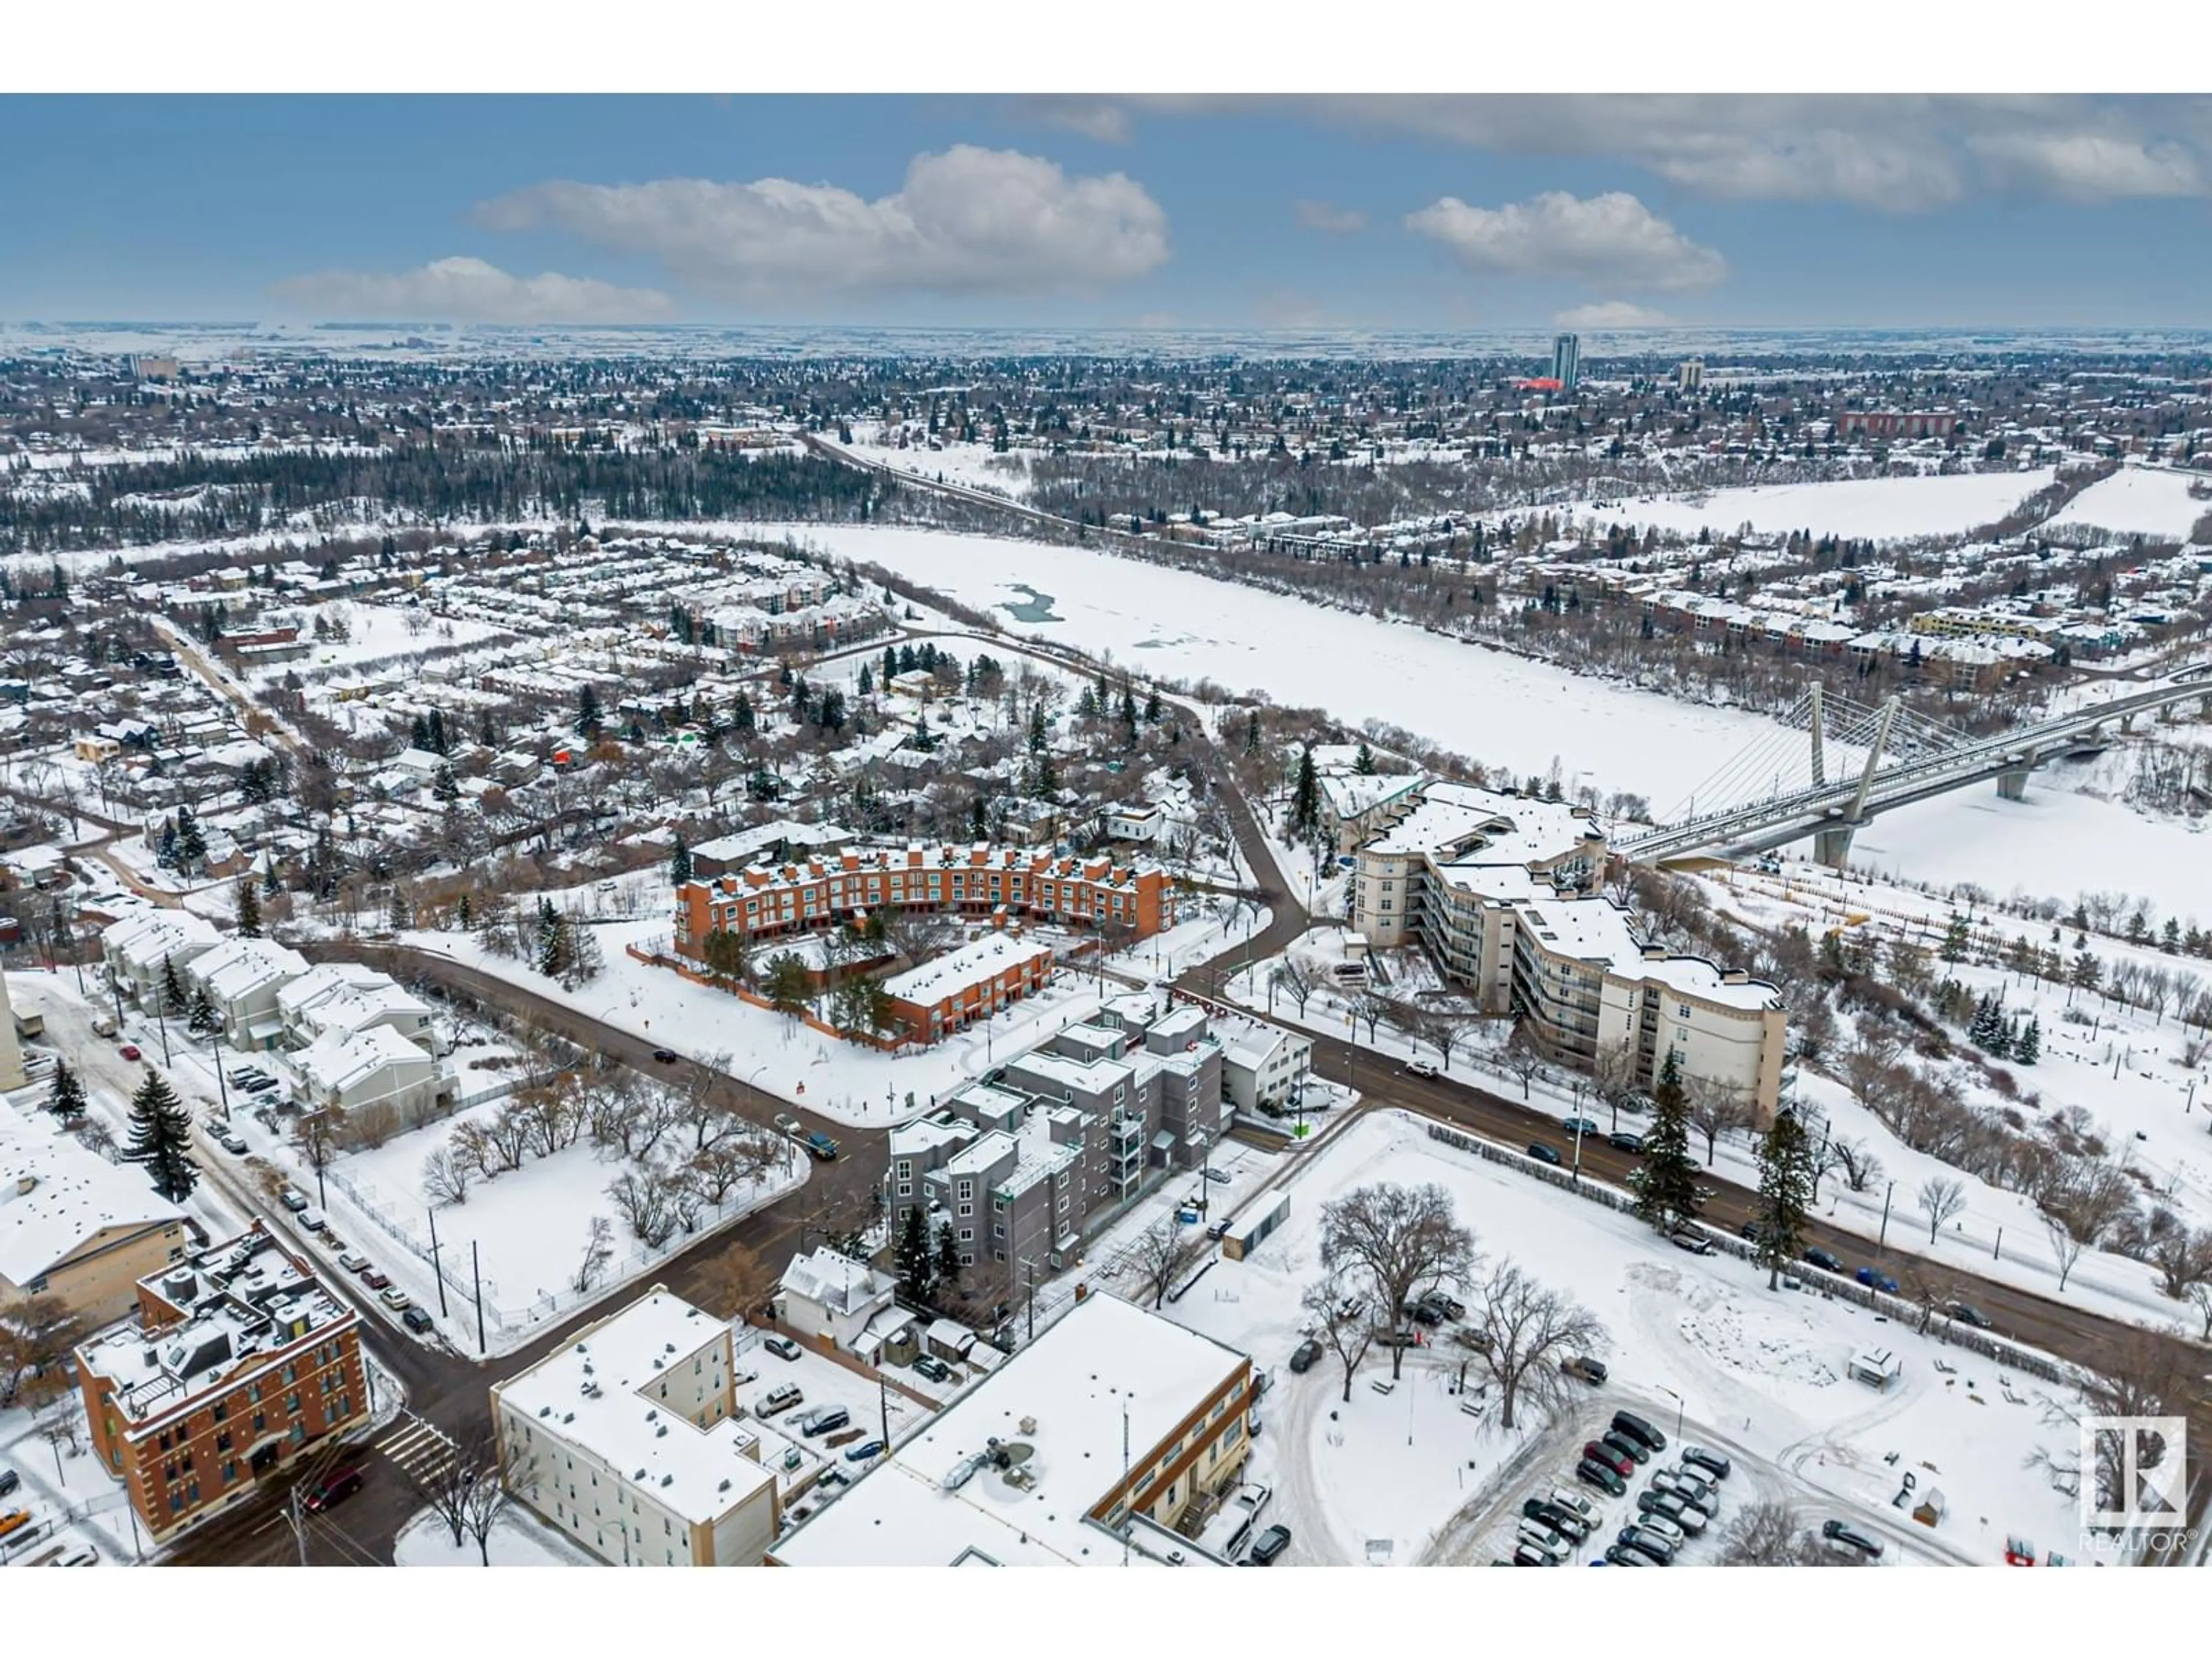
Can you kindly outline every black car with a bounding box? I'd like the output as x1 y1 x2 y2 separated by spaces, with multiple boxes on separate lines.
1288 1338 1324 1374
1245 1524 1292 1565
1681 1446 1733 1483
1804 1246 1845 1274
401 1306 435 1335
1616 1525 1676 1565
652 1048 677 1063
1522 1498 1590 1542
1575 1456 1628 1496
1608 1131 1644 1153
0 1469 18 1498
1526 1142 1563 1166
1600 1430 1649 1467
1946 1301 1993 1329
1738 1219 1762 1242
1611 1410 1667 1456
1603 1543 1650 1566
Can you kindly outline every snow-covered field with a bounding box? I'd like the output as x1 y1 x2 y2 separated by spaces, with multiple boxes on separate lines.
1606 468 2055 543
1150 1109 2089 1566
246 601 517 685
2047 464 2210 541
393 1505 599 1567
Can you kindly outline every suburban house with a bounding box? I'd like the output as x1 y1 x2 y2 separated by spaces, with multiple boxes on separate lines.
778 1247 898 1355
73 1223 369 1541
0 1112 190 1325
489 1287 781 1567
181 936 310 1049
1219 1025 1315 1116
1348 778 1787 1118
770 1292 1253 1566
292 1025 450 1138
101 911 224 1013
275 963 441 1054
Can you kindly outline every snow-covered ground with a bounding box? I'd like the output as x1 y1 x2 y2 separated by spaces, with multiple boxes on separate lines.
244 601 517 687
1148 1109 2090 1566
2046 464 2210 541
766 522 2212 916
1607 468 2056 543
393 1505 599 1567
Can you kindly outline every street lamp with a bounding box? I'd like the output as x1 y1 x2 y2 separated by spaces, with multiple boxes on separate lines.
1657 1384 1684 1444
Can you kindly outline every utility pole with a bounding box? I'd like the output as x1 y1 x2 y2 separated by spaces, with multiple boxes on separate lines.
427 1206 450 1317
878 1370 891 1453
286 1485 310 1567
472 1239 487 1355
209 1027 230 1120
1878 1180 1895 1251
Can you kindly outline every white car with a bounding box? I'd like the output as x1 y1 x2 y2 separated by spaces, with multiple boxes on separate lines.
1405 1060 1439 1079
298 1208 328 1233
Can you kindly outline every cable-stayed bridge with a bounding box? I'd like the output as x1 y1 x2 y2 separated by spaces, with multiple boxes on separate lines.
1615 665 2212 868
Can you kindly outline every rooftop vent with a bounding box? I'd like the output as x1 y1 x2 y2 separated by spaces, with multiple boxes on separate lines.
635 1468 648 1482
562 1412 574 1425
656 1425 669 1438
719 1478 732 1493
539 1405 552 1418
661 1474 675 1488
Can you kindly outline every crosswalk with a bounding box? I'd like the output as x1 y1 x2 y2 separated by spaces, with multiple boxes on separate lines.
373 1415 460 1486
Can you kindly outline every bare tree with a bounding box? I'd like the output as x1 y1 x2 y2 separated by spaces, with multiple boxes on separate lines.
1468 1257 1607 1430
1684 1080 1753 1167
1270 960 1315 1018
1128 1217 1207 1309
1319 1181 1480 1379
681 1128 782 1208
460 1429 539 1566
0 1294 85 1410
607 1169 682 1248
2043 1212 2088 1293
395 1418 475 1548
573 1215 615 1294
693 1243 777 1325
2030 1327 2195 1512
1917 1176 1967 1245
421 1146 472 1208
1715 1500 1808 1565
1502 1018 1547 1099
2187 1279 2212 1342
1832 1138 1883 1196
1300 1271 1375 1403
1348 990 1392 1045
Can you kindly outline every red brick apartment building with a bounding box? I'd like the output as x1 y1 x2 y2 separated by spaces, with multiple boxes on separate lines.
74 1222 368 1541
673 843 1173 959
880 929 1056 1044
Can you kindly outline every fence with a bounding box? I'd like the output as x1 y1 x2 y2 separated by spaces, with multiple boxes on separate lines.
1421 1120 2074 1387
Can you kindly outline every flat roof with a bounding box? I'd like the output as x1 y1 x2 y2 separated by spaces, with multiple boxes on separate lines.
771 1293 1245 1567
0 1112 185 1284
882 931 1054 1005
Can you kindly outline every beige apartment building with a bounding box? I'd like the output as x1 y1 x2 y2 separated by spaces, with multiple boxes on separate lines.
0 1112 190 1326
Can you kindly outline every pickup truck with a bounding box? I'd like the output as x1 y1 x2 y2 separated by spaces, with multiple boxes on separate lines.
805 1131 840 1161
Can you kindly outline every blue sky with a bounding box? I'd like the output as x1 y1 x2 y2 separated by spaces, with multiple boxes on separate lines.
3 94 2210 328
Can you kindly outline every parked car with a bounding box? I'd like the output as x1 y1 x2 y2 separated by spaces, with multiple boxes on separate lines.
1608 1131 1644 1153
1547 1488 1598 1526
1600 1431 1649 1469
0 1509 33 1540
1206 1218 1231 1241
1203 1166 1233 1184
651 1048 677 1063
1804 1247 1844 1273
844 1440 885 1463
0 1469 18 1498
279 1188 310 1213
1511 1541 1560 1566
1603 1543 1652 1566
1680 1446 1733 1483
401 1307 435 1335
755 1384 803 1418
1516 1518 1568 1558
1855 1266 1900 1294
1821 1519 1884 1559
1654 1469 1717 1516
1611 1411 1667 1456
119 1044 141 1061
1630 1500 1691 1544
1523 1498 1591 1542
298 1209 328 1233
361 1269 392 1291
1561 1354 1608 1385
1585 1439 1636 1475
378 1287 412 1311
1526 1142 1563 1166
1562 1116 1601 1137
338 1252 370 1274
302 1467 364 1512
1405 1060 1438 1079
1288 1338 1323 1374
800 1406 851 1438
1575 1458 1627 1497
219 1132 249 1154
763 1335 802 1362
1245 1524 1292 1565
1738 1220 1762 1242
912 1354 953 1383
1946 1302 1993 1329
773 1113 802 1137
1669 1230 1714 1256
1616 1524 1676 1565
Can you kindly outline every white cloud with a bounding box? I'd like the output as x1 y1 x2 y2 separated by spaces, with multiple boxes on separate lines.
1294 198 1368 234
268 256 673 323
1407 191 1726 290
1128 94 2212 210
476 146 1169 300
1024 98 1134 145
1968 131 2205 200
1554 300 1672 329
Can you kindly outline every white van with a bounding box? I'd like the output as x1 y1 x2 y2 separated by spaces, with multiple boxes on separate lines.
90 1014 119 1039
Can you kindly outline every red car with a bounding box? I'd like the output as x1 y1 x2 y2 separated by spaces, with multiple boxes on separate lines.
1584 1440 1635 1476
119 1044 142 1061
361 1269 392 1291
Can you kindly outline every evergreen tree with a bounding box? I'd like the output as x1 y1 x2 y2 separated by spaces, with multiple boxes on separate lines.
2016 1016 2041 1065
159 954 187 1016
1244 709 1262 756
432 763 460 803
896 1205 935 1302
234 874 262 938
175 805 207 873
857 664 873 697
934 1218 960 1286
537 904 571 979
670 834 692 886
577 683 603 737
388 886 412 931
1289 745 1321 836
1753 1107 1813 1290
732 690 755 734
45 1056 87 1122
1027 704 1047 754
1119 685 1139 731
427 707 448 755
1938 911 1971 965
409 712 430 750
123 1069 199 1202
1075 685 1098 719
457 891 474 931
969 795 988 840
1354 741 1377 775
1630 1052 1700 1234
1142 690 1162 725
2069 946 2102 998
882 645 899 690
185 981 219 1036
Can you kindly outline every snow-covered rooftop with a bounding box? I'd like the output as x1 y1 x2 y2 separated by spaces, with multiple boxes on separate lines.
293 1024 437 1095
187 935 308 1002
771 1292 1245 1566
882 931 1054 1006
781 1248 894 1317
0 1112 185 1285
